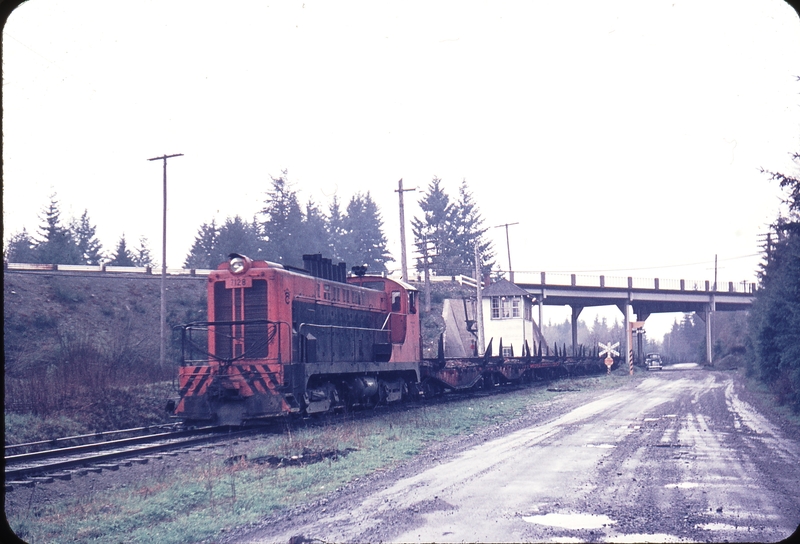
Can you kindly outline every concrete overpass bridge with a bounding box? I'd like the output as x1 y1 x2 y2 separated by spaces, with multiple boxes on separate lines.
511 271 756 366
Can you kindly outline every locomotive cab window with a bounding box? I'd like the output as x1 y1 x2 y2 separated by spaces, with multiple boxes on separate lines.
408 291 417 314
391 291 402 312
361 280 384 291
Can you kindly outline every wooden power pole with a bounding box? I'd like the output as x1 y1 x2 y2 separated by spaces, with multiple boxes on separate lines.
148 153 183 370
395 179 415 283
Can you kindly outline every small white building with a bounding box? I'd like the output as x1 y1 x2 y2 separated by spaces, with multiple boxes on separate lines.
481 278 542 357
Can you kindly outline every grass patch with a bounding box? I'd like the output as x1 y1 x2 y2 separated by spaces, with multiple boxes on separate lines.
5 381 176 447
740 370 800 428
6 377 615 543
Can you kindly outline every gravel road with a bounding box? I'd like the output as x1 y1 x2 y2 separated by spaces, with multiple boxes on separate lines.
228 365 800 543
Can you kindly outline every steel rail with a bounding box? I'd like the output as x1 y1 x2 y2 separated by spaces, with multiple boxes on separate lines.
5 426 224 465
4 429 256 481
4 423 181 452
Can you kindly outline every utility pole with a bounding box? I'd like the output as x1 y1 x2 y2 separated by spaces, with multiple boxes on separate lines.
148 153 183 370
395 179 415 282
493 222 518 282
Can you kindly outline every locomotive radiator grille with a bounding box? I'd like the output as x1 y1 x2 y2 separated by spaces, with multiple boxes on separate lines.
213 279 270 361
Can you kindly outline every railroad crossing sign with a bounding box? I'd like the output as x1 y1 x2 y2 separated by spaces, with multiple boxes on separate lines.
599 341 620 358
599 341 619 374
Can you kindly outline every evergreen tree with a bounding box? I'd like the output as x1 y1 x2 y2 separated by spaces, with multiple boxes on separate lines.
748 150 800 410
661 314 706 363
4 228 37 263
184 220 219 269
327 195 346 262
108 234 136 266
216 216 263 263
411 177 453 275
34 194 81 264
302 199 332 258
340 192 391 273
132 236 155 268
70 209 104 265
261 172 306 266
449 180 495 276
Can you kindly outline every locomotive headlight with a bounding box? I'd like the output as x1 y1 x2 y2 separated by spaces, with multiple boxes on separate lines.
230 257 246 274
228 253 251 274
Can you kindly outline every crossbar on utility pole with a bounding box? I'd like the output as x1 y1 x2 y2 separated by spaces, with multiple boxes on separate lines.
148 153 183 370
493 222 519 282
395 179 416 283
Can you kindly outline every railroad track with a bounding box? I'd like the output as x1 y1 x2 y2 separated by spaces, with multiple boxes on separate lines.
5 370 598 488
4 425 261 485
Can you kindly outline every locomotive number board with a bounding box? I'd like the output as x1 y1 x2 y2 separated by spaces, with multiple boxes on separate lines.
225 276 253 289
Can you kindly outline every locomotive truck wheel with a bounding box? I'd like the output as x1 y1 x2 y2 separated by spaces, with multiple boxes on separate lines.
420 379 439 399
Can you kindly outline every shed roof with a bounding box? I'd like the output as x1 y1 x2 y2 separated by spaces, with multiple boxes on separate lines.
482 278 530 297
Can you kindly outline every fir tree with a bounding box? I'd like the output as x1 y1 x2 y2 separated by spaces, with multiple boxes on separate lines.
4 228 37 263
216 216 263 263
132 236 155 267
327 195 346 262
411 177 453 275
70 209 104 265
184 220 219 269
340 192 391 273
108 234 136 266
449 179 494 276
34 194 81 264
261 171 306 266
302 199 332 257
748 150 800 410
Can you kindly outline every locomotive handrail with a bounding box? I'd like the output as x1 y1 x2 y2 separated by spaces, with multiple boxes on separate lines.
297 323 391 334
175 319 290 366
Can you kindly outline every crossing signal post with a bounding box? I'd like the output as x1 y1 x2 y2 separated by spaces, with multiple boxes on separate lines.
599 341 620 374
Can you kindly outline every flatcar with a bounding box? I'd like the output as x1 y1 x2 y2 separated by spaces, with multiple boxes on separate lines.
174 253 422 425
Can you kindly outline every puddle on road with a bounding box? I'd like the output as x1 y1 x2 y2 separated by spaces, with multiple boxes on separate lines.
670 363 700 370
605 533 687 543
522 512 615 530
696 522 744 531
664 482 700 489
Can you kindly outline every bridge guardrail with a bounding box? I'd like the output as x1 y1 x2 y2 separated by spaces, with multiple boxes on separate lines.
511 271 756 294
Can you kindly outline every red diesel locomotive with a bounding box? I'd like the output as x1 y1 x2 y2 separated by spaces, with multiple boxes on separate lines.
175 253 422 425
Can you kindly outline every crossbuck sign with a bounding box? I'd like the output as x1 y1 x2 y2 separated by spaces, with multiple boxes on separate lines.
599 341 620 358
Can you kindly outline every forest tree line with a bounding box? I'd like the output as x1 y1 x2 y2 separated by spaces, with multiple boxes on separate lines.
747 151 800 412
3 172 494 279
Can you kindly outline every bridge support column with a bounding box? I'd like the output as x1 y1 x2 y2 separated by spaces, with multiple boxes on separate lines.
623 301 632 375
705 309 712 365
570 305 584 356
706 296 715 365
538 298 545 344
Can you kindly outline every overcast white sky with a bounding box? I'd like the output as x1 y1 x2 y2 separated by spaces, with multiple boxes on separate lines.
3 0 800 338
